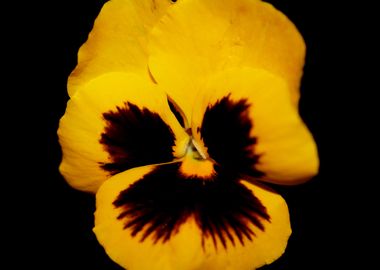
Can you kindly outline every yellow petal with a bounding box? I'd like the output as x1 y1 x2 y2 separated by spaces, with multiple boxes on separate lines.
148 0 305 119
191 67 319 185
68 0 176 97
58 72 189 193
94 162 291 270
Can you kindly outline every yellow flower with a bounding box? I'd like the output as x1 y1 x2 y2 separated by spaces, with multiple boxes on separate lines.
58 0 319 269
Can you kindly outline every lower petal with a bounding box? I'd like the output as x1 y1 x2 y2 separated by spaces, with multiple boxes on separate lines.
94 162 291 270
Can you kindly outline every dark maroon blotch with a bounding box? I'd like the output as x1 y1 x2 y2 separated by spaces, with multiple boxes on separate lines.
100 102 175 175
200 95 264 177
113 163 269 249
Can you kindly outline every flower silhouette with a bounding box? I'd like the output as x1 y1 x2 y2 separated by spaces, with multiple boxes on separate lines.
58 0 319 269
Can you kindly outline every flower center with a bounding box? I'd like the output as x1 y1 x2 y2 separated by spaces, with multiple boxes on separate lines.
178 139 215 179
188 138 207 160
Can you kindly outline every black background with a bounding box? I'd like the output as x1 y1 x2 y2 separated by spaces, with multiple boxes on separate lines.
42 0 363 269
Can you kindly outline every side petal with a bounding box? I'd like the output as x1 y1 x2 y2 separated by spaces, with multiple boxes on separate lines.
94 162 291 270
148 0 305 119
191 67 319 185
58 72 189 193
68 0 176 97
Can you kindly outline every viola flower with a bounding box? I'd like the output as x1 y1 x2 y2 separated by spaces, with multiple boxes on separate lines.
58 0 319 269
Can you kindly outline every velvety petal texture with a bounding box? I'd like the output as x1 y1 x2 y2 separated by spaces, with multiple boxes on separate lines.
58 0 318 269
68 0 176 97
94 163 291 270
191 67 319 184
148 0 305 119
59 72 189 192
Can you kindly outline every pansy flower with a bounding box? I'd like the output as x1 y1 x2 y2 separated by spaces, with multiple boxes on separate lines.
58 0 319 269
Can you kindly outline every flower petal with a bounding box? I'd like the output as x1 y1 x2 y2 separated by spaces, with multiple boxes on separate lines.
148 0 305 119
58 72 189 192
68 0 176 97
94 162 291 270
191 67 319 185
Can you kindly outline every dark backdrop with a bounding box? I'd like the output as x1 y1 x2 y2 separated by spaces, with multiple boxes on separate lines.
43 0 359 269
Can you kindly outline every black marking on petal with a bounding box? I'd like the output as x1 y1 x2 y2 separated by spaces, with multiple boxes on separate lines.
200 95 264 177
100 102 175 175
167 97 186 128
113 163 270 249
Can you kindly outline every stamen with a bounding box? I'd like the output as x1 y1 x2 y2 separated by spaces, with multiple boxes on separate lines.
190 139 208 160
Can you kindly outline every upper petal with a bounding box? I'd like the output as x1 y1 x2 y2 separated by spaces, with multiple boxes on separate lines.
191 67 319 185
68 0 176 97
148 0 305 119
58 72 189 193
94 162 291 270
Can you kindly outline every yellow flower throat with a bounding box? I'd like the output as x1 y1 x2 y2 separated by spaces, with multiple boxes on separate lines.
179 138 216 179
